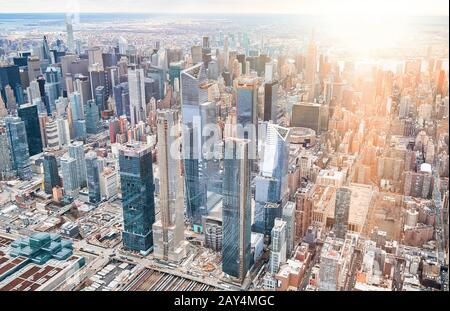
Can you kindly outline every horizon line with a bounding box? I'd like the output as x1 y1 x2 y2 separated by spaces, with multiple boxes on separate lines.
0 11 449 17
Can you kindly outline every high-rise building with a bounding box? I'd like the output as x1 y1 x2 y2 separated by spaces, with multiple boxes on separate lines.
269 218 287 274
254 124 289 237
85 152 101 204
18 103 43 156
119 142 156 252
222 138 252 282
305 38 317 102
3 116 32 180
152 110 187 262
282 201 295 257
84 99 101 134
68 141 87 188
60 154 79 197
0 127 14 180
236 76 259 132
43 153 61 194
128 69 147 126
333 187 352 239
66 18 75 53
181 63 209 230
264 81 278 122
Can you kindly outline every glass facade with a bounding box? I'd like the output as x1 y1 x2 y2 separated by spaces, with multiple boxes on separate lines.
18 103 43 156
4 116 32 180
86 152 101 204
68 141 87 188
84 99 101 134
181 64 209 229
119 143 155 252
43 153 61 194
222 139 252 281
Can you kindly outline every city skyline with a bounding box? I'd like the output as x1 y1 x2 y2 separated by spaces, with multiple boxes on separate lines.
0 0 448 295
0 0 448 16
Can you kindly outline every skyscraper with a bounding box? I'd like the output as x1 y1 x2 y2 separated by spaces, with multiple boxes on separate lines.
85 152 101 204
269 218 287 274
263 81 278 122
222 138 252 282
181 63 208 230
43 153 61 194
119 142 156 252
152 110 187 262
254 124 289 237
66 17 74 53
4 116 32 180
61 154 79 197
305 37 317 102
68 141 87 188
128 69 147 126
18 103 43 156
0 127 14 180
84 99 101 134
236 76 258 131
333 187 352 239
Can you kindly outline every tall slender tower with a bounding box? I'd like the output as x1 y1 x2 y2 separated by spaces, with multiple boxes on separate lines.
128 69 147 126
66 16 75 53
305 33 317 102
152 109 187 262
222 138 252 282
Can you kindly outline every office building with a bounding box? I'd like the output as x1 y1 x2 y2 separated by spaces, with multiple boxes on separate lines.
269 218 287 274
43 153 61 194
119 142 156 252
3 116 32 180
222 138 252 282
68 141 87 188
61 154 79 197
18 103 43 156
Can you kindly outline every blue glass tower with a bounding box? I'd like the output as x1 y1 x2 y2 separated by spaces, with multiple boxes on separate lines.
181 63 209 231
222 138 252 281
3 116 32 180
119 142 156 252
84 99 101 134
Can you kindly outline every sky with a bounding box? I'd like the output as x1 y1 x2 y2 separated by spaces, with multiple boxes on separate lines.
0 0 448 16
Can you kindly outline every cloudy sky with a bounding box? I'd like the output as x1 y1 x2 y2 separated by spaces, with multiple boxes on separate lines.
0 0 448 16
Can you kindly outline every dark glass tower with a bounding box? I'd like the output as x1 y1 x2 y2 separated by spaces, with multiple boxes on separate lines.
86 152 101 204
119 142 156 252
43 153 61 194
222 138 252 282
18 103 43 156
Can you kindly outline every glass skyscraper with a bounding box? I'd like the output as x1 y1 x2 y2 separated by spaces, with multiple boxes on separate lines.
60 154 79 197
222 138 252 281
18 103 43 156
4 116 32 180
68 141 87 188
84 99 101 134
181 63 209 231
253 124 290 238
119 142 156 252
43 153 61 194
86 152 101 204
